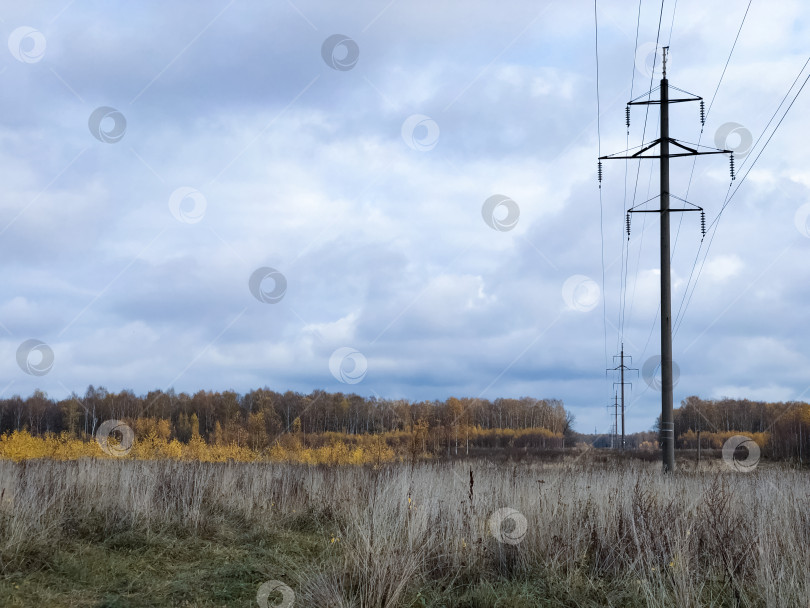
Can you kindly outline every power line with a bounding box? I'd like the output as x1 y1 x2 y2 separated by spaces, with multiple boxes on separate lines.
595 0 609 381
666 0 678 46
623 0 751 354
671 0 754 333
620 0 666 365
618 0 645 356
674 57 810 337
712 59 810 223
626 119 659 351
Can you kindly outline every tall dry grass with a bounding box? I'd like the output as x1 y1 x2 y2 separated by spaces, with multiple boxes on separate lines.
1 456 808 607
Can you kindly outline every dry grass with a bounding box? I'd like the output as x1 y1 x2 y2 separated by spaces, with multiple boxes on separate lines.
0 455 808 607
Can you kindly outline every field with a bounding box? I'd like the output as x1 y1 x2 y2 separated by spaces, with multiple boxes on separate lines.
0 454 808 607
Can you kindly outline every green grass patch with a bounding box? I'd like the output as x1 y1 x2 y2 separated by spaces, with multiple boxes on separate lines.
402 570 655 608
0 521 328 608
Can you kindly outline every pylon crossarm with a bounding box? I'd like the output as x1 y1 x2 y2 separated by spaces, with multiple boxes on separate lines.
627 84 702 105
598 138 661 160
630 208 701 212
671 138 731 154
663 150 728 158
601 138 729 160
629 194 703 214
629 97 701 105
603 150 729 160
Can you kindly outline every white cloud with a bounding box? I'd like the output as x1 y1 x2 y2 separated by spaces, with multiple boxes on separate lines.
710 385 796 403
703 254 743 282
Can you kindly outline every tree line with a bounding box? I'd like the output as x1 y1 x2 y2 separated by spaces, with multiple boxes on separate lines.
0 386 573 449
670 396 810 460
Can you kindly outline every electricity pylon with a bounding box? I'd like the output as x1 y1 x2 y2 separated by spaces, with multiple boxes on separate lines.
608 345 637 450
599 47 733 473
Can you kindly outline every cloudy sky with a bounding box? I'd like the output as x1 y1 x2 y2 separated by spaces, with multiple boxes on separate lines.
1 0 808 434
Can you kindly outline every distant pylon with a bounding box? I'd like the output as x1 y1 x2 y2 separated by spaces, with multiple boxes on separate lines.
608 344 637 450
